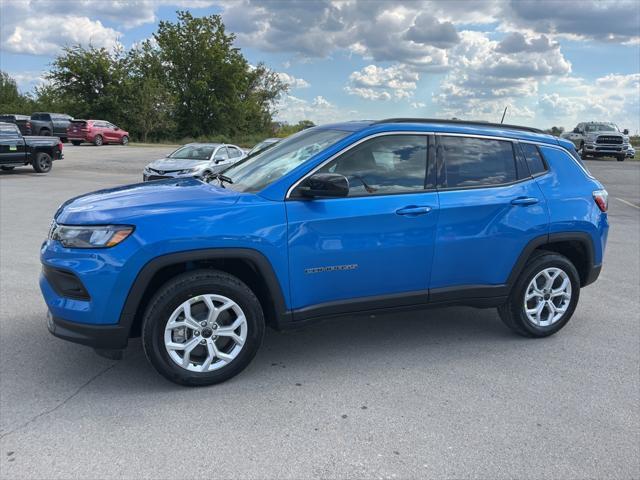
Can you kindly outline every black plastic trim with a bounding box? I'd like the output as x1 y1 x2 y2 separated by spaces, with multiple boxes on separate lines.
47 311 129 350
118 248 291 338
373 118 544 134
42 265 90 300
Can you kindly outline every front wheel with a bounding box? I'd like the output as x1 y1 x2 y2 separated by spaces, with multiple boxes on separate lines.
71 140 82 146
1 166 15 171
498 251 580 338
93 135 103 146
32 152 52 173
616 154 625 162
142 270 265 386
121 135 129 145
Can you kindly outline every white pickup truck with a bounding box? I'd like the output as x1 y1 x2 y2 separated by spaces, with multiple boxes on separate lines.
562 122 630 162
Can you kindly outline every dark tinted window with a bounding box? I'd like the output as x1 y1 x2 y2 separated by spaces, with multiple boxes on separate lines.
440 136 517 188
520 143 546 175
319 135 427 196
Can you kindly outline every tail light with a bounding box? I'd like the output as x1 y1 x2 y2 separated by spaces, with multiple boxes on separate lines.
58 141 63 152
593 189 608 212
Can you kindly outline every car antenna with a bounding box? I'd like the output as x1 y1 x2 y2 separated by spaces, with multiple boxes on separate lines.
500 106 508 124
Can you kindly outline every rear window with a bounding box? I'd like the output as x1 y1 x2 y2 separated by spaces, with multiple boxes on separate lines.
0 124 19 136
440 136 517 188
520 143 547 175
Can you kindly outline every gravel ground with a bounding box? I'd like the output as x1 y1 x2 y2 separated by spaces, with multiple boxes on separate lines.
0 145 638 479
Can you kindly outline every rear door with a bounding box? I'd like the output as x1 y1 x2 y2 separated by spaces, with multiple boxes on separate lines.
430 134 549 297
286 133 439 312
0 124 26 164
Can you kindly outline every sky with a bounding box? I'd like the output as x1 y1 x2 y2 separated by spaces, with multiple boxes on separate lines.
1 0 639 133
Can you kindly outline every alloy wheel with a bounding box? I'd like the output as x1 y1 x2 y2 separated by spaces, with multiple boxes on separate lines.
524 267 572 327
164 294 248 372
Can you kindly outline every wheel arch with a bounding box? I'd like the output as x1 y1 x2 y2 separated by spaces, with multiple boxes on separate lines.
121 248 290 339
507 232 597 290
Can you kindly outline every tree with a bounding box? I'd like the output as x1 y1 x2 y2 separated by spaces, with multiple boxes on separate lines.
153 11 287 137
545 126 565 137
0 71 33 113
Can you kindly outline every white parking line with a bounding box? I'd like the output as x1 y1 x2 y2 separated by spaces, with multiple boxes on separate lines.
615 197 640 210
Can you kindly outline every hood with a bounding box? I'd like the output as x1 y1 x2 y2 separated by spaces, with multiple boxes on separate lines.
146 158 211 171
55 177 240 224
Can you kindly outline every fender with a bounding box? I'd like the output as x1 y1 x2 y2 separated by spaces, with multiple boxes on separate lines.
506 232 597 289
118 248 291 336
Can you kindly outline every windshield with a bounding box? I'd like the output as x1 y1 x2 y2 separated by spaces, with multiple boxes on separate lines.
220 128 351 192
169 145 217 160
248 139 278 156
585 124 618 133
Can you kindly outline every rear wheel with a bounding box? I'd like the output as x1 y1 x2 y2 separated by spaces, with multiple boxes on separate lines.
498 251 580 337
32 152 52 173
39 129 51 136
71 140 82 146
93 135 103 146
142 270 265 386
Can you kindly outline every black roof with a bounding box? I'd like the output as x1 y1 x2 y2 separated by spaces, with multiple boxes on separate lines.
373 118 544 134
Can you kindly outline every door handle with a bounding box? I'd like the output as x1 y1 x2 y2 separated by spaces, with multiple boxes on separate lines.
511 197 539 206
396 205 432 216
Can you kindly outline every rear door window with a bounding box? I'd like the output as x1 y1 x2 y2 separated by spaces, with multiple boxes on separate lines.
439 136 517 188
520 143 547 176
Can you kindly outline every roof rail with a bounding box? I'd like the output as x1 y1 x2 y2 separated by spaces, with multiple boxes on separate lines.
373 118 545 134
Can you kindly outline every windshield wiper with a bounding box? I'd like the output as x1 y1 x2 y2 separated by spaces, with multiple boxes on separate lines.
204 172 234 187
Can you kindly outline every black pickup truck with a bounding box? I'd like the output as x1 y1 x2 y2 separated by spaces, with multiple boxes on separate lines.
0 114 32 135
30 112 73 141
0 122 63 173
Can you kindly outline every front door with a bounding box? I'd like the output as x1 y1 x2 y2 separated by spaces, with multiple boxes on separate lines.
286 134 439 312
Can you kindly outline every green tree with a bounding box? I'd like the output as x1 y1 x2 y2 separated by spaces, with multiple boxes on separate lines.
0 71 33 113
154 11 287 137
44 45 128 122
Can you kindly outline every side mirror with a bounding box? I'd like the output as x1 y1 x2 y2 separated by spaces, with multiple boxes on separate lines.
114 127 120 131
213 154 226 163
295 173 349 198
572 128 580 134
623 129 629 135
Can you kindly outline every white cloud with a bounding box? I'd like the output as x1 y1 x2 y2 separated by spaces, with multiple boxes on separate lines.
410 102 426 109
345 65 419 101
278 72 310 89
3 16 122 55
275 94 354 124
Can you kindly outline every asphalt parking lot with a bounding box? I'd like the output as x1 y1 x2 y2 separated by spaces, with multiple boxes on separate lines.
1 145 638 479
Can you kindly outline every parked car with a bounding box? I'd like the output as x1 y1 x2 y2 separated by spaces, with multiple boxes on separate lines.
0 114 32 135
41 118 608 386
562 121 630 161
67 120 129 146
246 137 280 156
626 145 635 159
30 112 73 141
142 143 246 181
0 122 63 173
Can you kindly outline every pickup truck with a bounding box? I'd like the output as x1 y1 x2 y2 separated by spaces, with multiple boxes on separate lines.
0 114 32 135
562 121 630 161
0 122 63 173
30 112 73 141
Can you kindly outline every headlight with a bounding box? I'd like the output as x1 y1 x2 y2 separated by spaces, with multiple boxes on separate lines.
623 136 629 144
586 135 596 143
50 224 134 248
177 168 199 174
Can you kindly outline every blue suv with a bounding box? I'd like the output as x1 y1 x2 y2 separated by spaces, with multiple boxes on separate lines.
40 119 609 386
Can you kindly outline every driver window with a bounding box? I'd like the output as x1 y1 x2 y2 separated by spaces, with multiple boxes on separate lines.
317 135 428 196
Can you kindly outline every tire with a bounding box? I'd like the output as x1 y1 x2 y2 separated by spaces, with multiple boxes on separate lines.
32 152 52 173
616 154 625 162
93 135 103 146
71 140 82 146
498 251 580 338
121 135 129 146
1 166 15 171
61 137 68 143
579 142 588 159
40 129 51 136
142 269 265 386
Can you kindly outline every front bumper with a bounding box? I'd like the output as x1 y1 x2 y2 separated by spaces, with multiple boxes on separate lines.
584 143 628 155
47 310 129 350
